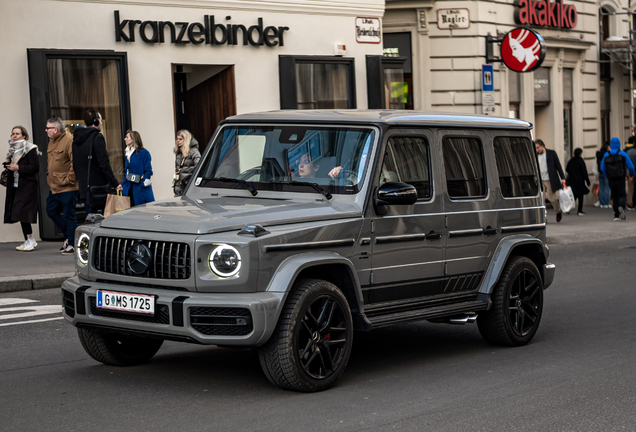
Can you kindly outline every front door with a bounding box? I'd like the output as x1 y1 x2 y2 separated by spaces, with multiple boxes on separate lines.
365 129 445 305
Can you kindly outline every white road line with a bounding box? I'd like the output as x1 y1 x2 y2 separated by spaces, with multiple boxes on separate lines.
0 317 64 327
0 298 38 306
0 305 62 320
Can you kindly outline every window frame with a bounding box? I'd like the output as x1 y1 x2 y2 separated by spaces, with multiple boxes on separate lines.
278 55 357 110
381 134 434 202
493 135 541 200
441 134 489 201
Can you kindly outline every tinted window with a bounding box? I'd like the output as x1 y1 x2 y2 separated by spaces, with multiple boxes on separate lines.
442 137 486 199
493 137 539 197
381 136 431 199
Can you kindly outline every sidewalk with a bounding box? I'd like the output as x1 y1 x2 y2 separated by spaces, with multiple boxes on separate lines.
1 204 635 293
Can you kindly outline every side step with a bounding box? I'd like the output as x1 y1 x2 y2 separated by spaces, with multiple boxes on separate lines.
367 300 488 329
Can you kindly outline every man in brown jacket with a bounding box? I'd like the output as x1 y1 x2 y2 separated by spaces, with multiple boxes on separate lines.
45 117 78 255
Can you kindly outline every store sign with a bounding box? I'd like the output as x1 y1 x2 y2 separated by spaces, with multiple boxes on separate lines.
356 17 381 43
114 11 289 46
437 9 470 30
514 0 577 29
501 28 546 72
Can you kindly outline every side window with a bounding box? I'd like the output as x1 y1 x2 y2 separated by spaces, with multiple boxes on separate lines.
442 137 486 199
493 136 539 197
381 136 431 199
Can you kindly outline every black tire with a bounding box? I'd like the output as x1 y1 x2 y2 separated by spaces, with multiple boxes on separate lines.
258 279 353 392
477 256 544 347
77 328 163 366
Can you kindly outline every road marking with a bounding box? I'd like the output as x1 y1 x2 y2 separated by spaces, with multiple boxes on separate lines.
0 317 64 327
0 298 62 326
0 298 38 306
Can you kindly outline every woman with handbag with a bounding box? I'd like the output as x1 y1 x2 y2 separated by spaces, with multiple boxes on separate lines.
3 126 39 251
173 129 201 197
116 130 154 206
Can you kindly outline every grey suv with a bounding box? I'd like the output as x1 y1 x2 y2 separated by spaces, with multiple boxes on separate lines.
62 111 555 392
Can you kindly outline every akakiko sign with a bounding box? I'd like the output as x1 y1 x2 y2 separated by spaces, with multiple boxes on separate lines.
514 0 577 29
501 28 546 72
114 11 289 46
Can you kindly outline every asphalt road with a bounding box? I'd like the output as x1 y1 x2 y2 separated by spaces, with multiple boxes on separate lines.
1 238 635 432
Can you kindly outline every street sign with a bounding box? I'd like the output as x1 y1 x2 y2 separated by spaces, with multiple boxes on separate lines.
482 64 494 92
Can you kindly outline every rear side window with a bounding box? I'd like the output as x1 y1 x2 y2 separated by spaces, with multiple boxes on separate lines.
493 137 539 198
442 137 486 199
381 136 431 199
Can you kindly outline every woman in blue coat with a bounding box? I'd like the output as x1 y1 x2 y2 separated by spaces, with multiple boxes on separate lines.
116 130 155 206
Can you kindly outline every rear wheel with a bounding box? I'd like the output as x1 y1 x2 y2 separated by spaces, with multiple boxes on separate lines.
77 328 163 366
477 256 544 346
258 279 353 392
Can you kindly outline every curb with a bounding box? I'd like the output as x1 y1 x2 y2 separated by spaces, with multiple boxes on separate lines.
0 272 75 293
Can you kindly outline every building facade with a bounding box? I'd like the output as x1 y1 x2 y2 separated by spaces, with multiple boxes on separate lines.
0 0 385 241
383 0 634 183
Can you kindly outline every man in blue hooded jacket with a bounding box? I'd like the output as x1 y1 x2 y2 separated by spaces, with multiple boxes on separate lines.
601 137 635 221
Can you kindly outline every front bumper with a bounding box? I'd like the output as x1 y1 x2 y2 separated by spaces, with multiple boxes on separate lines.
61 276 285 346
543 262 556 289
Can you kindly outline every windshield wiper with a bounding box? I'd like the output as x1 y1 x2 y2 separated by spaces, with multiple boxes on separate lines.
206 177 258 196
270 181 332 200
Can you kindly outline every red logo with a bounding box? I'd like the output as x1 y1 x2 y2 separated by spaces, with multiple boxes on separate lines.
501 28 546 72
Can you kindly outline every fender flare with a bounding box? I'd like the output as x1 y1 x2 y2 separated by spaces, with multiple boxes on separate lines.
264 251 366 327
478 235 548 298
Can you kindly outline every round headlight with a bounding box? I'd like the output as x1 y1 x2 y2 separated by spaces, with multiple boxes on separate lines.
209 244 241 277
77 233 90 267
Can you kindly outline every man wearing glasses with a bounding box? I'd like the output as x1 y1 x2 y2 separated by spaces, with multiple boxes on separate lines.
45 117 78 255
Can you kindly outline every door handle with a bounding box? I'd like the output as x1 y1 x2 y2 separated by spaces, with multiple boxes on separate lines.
426 231 442 240
483 226 498 236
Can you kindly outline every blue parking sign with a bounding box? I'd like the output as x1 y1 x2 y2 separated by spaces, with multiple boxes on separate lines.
482 64 494 92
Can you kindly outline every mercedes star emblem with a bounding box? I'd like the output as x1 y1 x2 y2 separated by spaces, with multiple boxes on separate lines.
127 243 152 275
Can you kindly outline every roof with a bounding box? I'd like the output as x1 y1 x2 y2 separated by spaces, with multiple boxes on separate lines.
222 110 533 130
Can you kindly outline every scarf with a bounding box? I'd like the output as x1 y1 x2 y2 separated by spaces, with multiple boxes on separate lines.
125 145 135 162
7 139 38 165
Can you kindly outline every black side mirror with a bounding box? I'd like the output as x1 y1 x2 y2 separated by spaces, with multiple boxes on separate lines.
375 182 418 208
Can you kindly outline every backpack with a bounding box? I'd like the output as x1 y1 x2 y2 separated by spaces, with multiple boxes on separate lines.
604 151 626 179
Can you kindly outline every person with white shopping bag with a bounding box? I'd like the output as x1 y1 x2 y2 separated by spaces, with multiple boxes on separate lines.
535 139 566 222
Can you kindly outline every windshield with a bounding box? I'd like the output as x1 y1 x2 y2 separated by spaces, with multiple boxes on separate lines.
196 125 375 195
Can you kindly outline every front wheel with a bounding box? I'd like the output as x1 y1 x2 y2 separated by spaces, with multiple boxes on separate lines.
477 256 544 346
77 328 163 366
258 279 353 392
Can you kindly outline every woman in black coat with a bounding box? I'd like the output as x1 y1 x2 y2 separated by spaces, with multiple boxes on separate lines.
4 126 40 251
566 147 591 216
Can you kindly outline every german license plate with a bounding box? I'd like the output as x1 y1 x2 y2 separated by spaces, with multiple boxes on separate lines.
96 290 155 315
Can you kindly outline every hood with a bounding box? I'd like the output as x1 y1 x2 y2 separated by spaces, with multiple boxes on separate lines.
610 137 621 152
99 196 362 234
72 126 98 146
190 137 199 149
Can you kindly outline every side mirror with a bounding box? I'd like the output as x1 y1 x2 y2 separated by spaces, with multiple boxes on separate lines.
376 182 418 206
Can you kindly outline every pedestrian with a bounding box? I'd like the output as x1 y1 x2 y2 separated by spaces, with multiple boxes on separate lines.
116 130 154 206
173 129 201 197
593 143 611 208
72 109 119 215
565 148 591 216
45 117 78 255
625 137 636 211
601 136 635 221
535 139 566 222
4 126 39 251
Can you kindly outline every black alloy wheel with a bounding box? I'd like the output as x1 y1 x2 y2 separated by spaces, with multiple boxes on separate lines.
259 279 353 392
477 255 544 346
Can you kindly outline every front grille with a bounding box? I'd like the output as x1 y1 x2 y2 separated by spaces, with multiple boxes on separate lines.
62 289 75 318
90 297 170 324
190 307 253 336
93 237 191 279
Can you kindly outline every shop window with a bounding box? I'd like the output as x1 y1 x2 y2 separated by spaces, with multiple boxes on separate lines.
534 67 550 106
563 68 573 161
382 136 431 199
366 56 408 109
442 137 486 199
47 58 125 179
382 32 414 109
279 56 356 109
493 137 539 198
